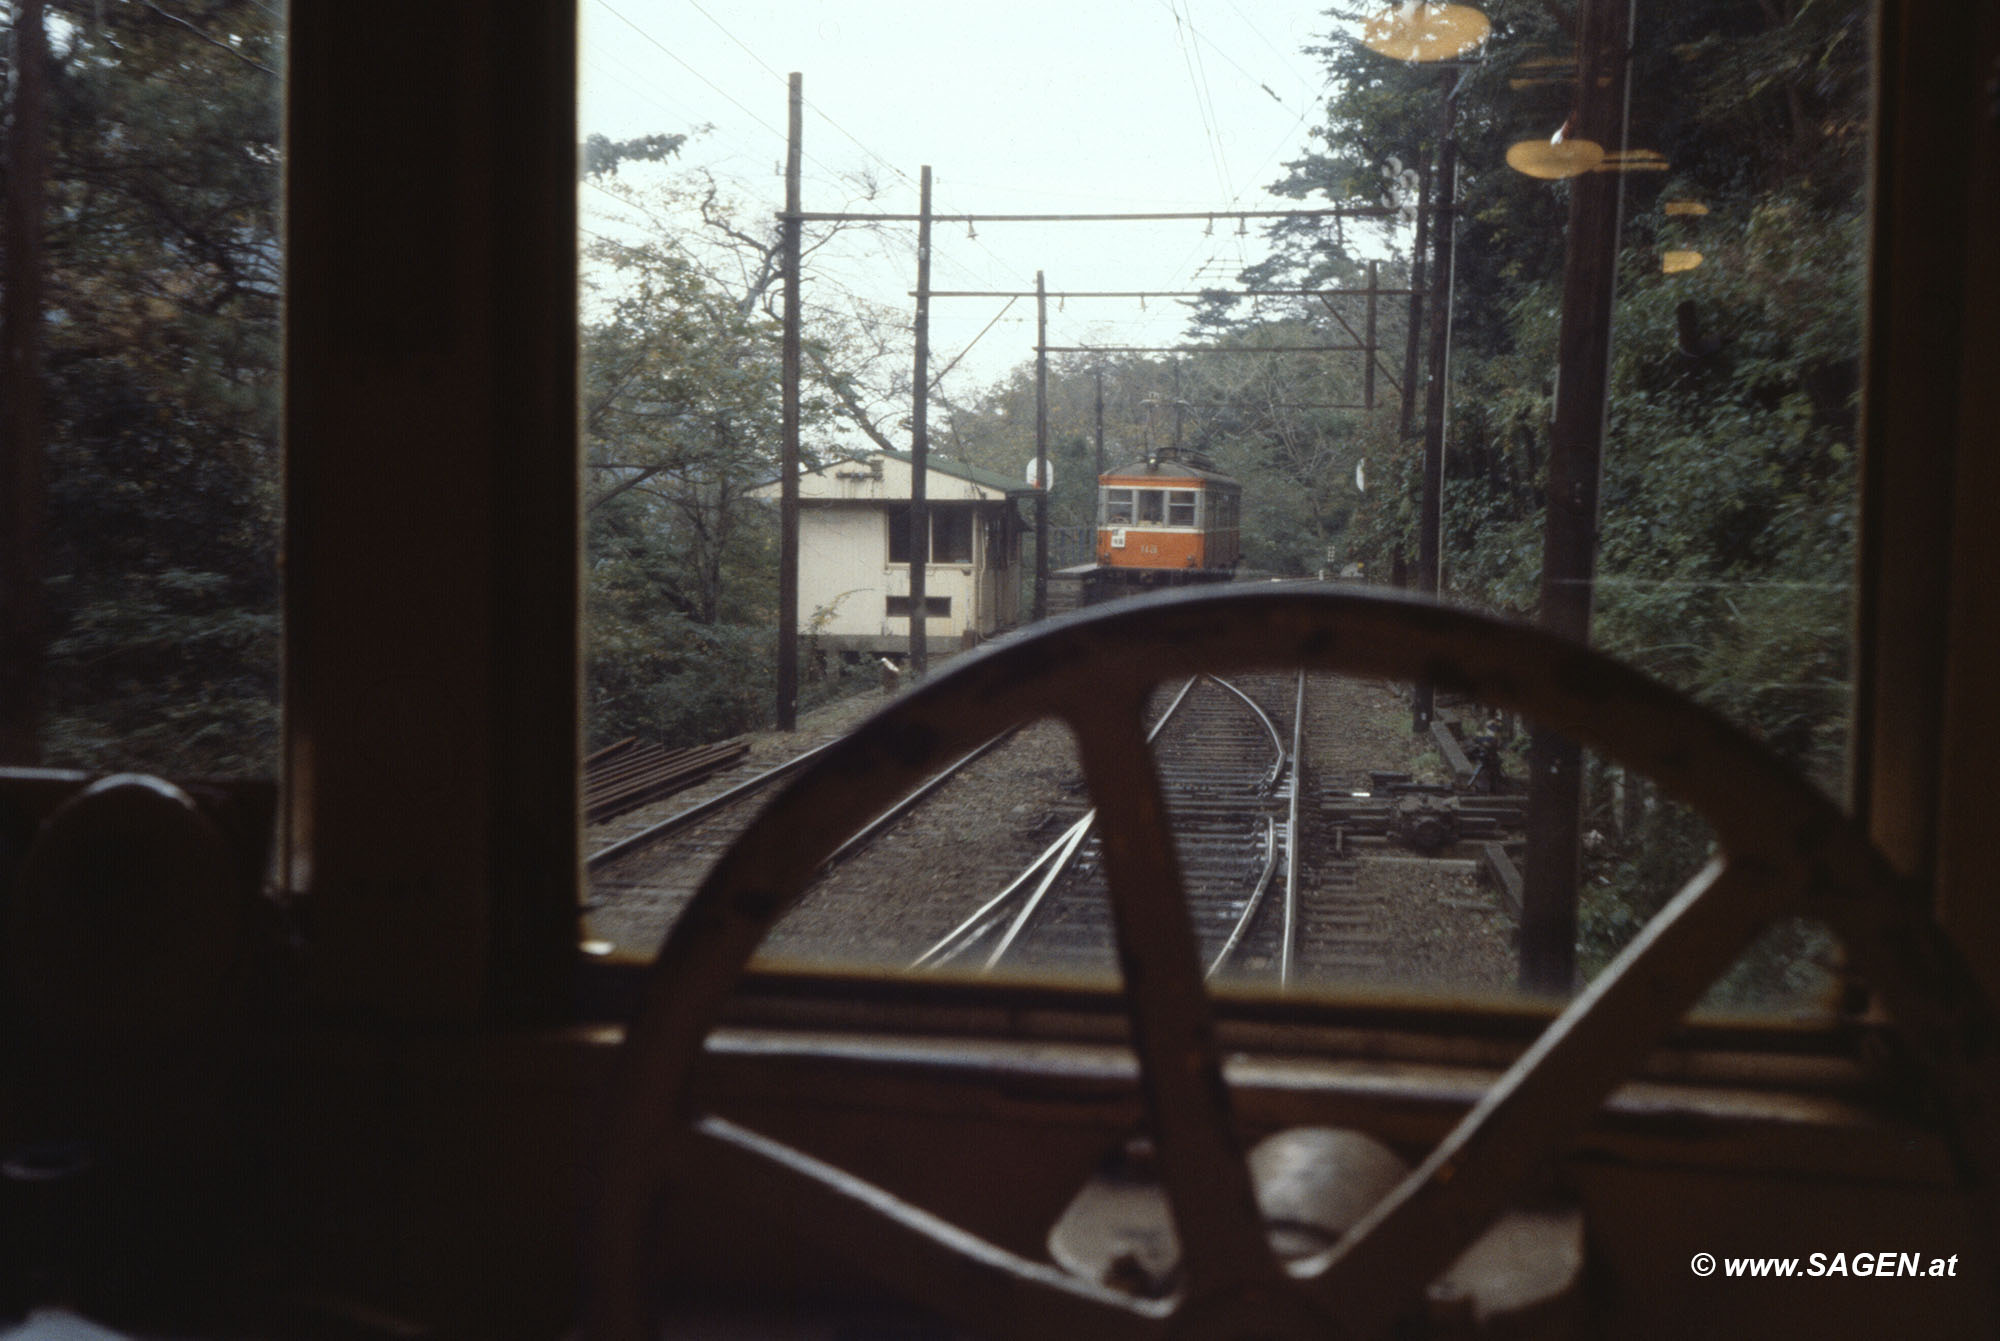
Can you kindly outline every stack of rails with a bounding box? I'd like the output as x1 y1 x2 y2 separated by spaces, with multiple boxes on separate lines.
584 737 750 823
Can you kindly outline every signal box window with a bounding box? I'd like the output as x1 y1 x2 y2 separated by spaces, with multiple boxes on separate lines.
887 505 974 564
887 505 913 564
885 596 950 618
932 508 974 564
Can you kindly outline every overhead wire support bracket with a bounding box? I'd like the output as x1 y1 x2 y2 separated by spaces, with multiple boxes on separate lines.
1039 344 1371 354
914 287 1418 299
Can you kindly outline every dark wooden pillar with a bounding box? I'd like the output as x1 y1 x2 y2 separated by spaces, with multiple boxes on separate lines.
285 1 579 1023
1520 0 1634 995
0 0 48 762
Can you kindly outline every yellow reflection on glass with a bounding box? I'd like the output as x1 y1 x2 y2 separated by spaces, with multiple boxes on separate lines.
1598 148 1669 173
1663 199 1711 216
1507 53 1573 91
1359 3 1492 62
1505 135 1605 180
1661 250 1704 274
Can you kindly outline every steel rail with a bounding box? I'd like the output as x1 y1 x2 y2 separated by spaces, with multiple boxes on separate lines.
1203 670 1308 980
909 814 1092 971
1281 669 1308 986
585 738 841 872
982 817 1095 969
908 676 1203 971
1205 816 1278 981
820 729 1022 871
593 723 1024 881
1203 674 1287 792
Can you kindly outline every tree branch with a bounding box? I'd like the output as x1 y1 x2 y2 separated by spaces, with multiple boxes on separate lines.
137 1 281 78
586 465 665 514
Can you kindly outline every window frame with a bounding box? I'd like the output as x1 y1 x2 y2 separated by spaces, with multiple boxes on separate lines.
931 506 974 565
284 2 580 1026
887 503 976 566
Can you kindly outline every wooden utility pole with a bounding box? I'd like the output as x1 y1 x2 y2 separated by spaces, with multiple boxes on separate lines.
908 165 933 677
776 73 803 730
1398 149 1434 439
0 0 48 762
1521 0 1635 994
1033 270 1049 621
1412 104 1459 733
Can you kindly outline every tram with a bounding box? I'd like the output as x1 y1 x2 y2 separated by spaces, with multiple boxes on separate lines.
0 4 1994 1340
1095 448 1243 583
1050 449 1243 612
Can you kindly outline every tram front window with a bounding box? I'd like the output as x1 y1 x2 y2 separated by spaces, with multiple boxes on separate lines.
577 0 1875 1017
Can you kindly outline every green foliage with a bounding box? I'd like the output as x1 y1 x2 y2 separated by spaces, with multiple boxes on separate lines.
581 132 687 179
579 171 896 747
586 605 774 752
14 0 283 775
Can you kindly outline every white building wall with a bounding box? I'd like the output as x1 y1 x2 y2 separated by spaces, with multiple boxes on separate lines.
757 453 1026 653
797 506 885 641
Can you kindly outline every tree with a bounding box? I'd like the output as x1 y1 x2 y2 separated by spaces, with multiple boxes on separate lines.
4 0 283 775
578 163 907 747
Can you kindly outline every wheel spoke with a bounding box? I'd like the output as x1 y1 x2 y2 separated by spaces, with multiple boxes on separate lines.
1066 685 1282 1298
1300 856 1799 1337
682 1117 1165 1341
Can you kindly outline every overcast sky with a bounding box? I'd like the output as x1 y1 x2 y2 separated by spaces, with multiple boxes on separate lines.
578 1 1390 392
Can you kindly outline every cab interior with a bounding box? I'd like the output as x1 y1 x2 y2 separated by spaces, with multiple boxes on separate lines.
1 2 1997 1338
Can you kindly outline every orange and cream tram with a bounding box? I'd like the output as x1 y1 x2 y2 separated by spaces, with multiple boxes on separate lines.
1094 448 1242 586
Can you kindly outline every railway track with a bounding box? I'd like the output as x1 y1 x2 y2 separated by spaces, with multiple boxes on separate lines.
588 673 1518 988
911 672 1393 985
584 708 890 953
585 701 1027 956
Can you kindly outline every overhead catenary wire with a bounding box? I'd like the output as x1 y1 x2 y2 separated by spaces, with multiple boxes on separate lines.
927 297 1020 391
584 5 1375 386
1165 0 1237 205
584 6 1399 427
676 0 916 183
594 2 789 147
786 206 1398 223
590 0 859 192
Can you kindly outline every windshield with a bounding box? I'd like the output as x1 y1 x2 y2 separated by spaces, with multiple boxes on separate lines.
576 1 1868 1016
